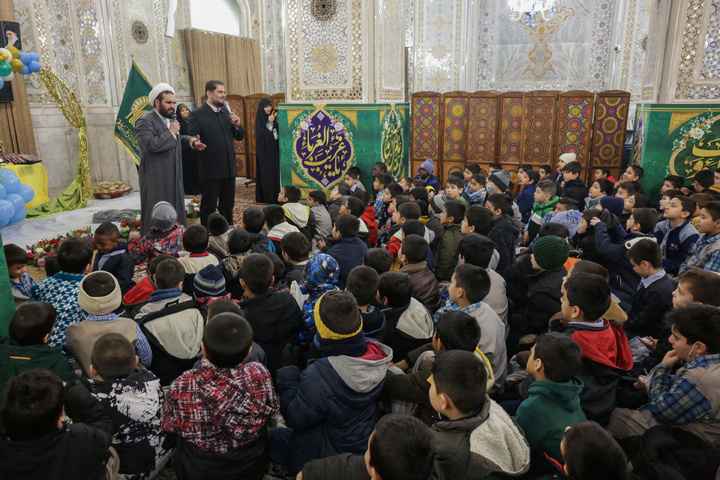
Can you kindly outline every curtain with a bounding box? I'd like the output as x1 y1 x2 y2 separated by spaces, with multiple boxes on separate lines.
184 29 261 104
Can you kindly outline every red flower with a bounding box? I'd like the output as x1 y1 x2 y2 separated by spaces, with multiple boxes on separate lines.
121 221 128 227
49 239 59 246
48 252 55 256
76 229 82 233
27 253 34 259
38 241 46 246
134 221 140 227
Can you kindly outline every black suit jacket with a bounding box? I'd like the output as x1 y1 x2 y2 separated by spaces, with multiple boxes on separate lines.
187 103 245 181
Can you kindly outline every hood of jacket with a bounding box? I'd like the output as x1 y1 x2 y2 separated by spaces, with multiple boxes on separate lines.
94 368 163 420
396 297 434 340
527 266 566 297
283 203 310 228
326 341 393 394
494 214 521 236
268 222 300 240
527 378 585 412
222 252 249 278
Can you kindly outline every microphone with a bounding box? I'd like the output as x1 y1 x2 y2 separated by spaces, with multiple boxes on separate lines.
170 112 177 122
224 101 232 114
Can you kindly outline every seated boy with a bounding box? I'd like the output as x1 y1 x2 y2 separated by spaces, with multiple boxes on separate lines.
430 350 531 478
433 200 466 282
238 253 303 376
561 162 587 210
163 313 279 480
90 333 170 479
662 174 685 193
377 272 434 362
319 214 368 289
617 165 645 195
0 370 115 479
297 253 340 345
415 159 440 192
279 185 317 240
178 224 220 274
460 204 494 238
0 302 77 398
608 304 720 450
679 200 720 274
340 194 373 247
443 176 470 207
382 310 481 422
221 228 253 299
265 204 301 255
550 422 629 480
268 291 392 471
550 273 633 423
207 212 233 258
67 271 152 378
327 183 351 223
485 193 520 271
344 169 365 192
593 166 617 184
399 234 441 312
585 178 613 211
299 414 440 480
525 179 560 244
346 266 386 341
467 173 486 205
135 258 205 384
193 264 234 309
128 200 185 263
692 169 720 200
386 201 422 269
373 173 394 220
123 253 174 307
4 243 36 308
241 206 272 253
30 236 94 347
354 190 379 247
626 239 674 338
458 233 508 322
514 333 586 462
363 247 393 275
282 232 311 286
306 190 333 242
517 169 540 223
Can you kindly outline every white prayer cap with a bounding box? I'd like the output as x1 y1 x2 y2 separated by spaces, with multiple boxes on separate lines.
559 152 577 164
149 83 175 106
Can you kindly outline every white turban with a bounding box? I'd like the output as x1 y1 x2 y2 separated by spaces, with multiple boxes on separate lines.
559 152 577 164
149 83 175 107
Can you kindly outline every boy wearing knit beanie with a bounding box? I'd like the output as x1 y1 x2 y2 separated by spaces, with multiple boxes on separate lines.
193 264 236 310
67 271 153 379
268 290 392 472
508 236 570 352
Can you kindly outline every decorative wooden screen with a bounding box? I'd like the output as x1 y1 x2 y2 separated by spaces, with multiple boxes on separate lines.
554 90 595 183
589 90 631 182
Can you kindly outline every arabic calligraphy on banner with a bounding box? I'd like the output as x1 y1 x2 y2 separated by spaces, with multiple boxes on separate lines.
381 108 405 179
669 114 720 179
293 109 355 188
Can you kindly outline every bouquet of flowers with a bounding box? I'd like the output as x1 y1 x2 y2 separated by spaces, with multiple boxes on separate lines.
119 213 141 240
186 198 201 219
26 226 93 267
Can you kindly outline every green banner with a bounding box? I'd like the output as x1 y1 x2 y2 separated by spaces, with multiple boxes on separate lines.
114 61 153 167
634 103 720 203
0 232 16 335
278 103 410 199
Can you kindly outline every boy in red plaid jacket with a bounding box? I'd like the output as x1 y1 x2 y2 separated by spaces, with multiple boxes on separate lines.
162 312 279 480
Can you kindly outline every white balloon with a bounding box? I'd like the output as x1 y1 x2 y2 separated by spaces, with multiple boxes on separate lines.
0 48 11 61
2 71 14 81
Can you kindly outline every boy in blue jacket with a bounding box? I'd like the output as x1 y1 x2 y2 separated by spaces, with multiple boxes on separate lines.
318 214 368 289
652 195 699 276
517 169 539 223
268 290 392 471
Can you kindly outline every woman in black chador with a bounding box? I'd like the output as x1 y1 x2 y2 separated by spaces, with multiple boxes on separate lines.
178 103 202 196
255 98 280 204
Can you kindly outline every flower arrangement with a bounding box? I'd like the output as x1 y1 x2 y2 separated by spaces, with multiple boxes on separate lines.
186 197 201 219
26 226 93 267
119 213 141 240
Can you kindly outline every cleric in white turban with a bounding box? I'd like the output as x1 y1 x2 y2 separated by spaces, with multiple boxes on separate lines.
133 83 205 235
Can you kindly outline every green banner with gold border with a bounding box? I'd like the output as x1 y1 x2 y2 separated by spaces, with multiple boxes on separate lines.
278 103 409 199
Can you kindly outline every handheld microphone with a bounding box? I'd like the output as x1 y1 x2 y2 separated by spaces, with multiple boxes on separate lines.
170 112 177 122
224 101 232 114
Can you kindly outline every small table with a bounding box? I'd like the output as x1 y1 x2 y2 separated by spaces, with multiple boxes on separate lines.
3 163 50 208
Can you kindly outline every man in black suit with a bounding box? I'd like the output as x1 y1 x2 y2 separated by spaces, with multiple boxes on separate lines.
188 80 245 226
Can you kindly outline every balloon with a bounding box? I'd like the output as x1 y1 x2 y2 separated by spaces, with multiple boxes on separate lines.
29 52 39 62
0 61 10 77
0 218 8 228
5 46 19 60
18 184 34 203
19 65 28 75
9 59 23 73
0 183 5 199
28 61 40 73
0 199 14 222
0 171 21 193
18 52 30 64
2 71 14 82
0 77 3 90
0 50 7 62
9 207 26 223
5 193 24 211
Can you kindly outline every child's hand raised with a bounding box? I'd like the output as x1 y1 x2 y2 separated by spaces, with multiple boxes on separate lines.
639 336 658 352
589 217 602 227
662 349 682 368
129 231 141 241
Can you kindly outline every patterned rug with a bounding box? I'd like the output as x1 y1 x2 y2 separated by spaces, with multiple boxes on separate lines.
232 180 267 226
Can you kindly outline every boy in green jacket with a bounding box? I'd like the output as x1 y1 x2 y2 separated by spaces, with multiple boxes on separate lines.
433 200 466 282
514 332 586 463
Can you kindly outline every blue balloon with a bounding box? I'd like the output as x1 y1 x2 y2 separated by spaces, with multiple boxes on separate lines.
0 199 14 222
9 207 26 223
18 52 30 64
0 168 12 178
19 65 29 75
18 184 34 203
1 173 20 193
29 52 39 62
28 61 41 73
5 193 24 211
0 218 8 228
0 183 5 199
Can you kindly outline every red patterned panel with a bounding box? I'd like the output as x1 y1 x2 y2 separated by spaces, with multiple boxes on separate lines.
522 92 558 165
555 92 594 167
590 91 631 173
411 93 442 162
443 94 469 160
467 92 500 163
499 93 524 164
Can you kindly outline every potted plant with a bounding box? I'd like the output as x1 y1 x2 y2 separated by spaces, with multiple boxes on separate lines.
186 198 201 225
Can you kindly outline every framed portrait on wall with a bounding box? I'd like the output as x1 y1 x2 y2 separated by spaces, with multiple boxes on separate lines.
0 20 21 102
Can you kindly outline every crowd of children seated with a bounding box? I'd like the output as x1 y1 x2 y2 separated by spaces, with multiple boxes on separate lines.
2 156 720 480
